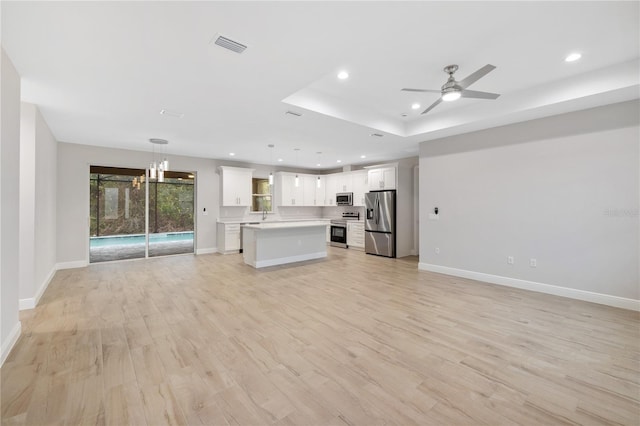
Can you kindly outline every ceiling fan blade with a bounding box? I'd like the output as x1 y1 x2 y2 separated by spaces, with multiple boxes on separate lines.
401 88 441 93
460 89 500 100
421 98 442 114
458 64 496 89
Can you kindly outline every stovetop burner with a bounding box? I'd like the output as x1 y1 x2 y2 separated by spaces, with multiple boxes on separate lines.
330 211 360 224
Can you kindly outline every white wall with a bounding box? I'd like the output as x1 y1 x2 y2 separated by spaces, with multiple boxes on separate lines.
1 48 22 365
419 101 639 309
19 103 35 306
57 142 219 265
19 102 57 309
34 105 57 299
397 157 418 257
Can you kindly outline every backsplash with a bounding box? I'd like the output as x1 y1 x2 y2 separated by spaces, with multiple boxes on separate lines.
218 205 364 221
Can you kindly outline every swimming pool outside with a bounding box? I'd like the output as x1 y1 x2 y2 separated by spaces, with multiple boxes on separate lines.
90 231 194 247
90 231 194 262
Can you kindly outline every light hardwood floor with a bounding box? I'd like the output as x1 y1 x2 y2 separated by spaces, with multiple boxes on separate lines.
2 248 639 425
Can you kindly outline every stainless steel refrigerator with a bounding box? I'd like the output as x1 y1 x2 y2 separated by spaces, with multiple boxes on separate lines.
365 190 396 257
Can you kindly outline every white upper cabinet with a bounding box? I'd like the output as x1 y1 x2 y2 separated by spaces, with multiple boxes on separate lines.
336 173 353 193
351 170 368 206
315 176 326 206
324 174 338 206
302 175 325 206
276 172 304 206
368 166 396 190
219 166 253 206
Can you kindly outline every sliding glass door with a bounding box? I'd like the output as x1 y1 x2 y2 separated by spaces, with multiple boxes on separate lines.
148 174 195 257
89 166 195 263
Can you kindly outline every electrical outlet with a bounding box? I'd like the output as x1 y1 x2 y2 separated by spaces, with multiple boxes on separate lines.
530 258 537 267
435 247 440 254
507 256 514 265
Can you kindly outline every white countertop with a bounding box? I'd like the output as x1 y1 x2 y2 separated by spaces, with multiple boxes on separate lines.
242 220 330 230
218 218 331 224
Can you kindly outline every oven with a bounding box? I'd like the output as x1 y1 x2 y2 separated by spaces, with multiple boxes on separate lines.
330 221 348 248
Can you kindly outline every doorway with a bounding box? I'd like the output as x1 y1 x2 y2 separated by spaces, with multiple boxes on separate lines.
89 166 195 263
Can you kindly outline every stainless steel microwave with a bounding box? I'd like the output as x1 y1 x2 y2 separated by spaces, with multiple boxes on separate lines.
336 192 353 206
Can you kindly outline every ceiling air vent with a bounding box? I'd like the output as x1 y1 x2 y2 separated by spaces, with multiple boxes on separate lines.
285 111 302 117
214 35 247 54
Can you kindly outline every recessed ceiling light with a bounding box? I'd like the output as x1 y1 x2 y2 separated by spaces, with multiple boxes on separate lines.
277 158 283 162
337 160 342 163
229 152 235 156
337 71 349 80
565 52 582 62
360 155 366 159
411 103 421 110
316 163 321 167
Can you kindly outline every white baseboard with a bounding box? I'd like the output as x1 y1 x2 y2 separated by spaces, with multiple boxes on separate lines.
56 260 87 270
254 252 327 268
19 265 57 310
1 321 22 367
418 263 640 312
196 247 217 255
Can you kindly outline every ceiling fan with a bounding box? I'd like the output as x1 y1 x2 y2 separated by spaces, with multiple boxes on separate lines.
402 64 500 114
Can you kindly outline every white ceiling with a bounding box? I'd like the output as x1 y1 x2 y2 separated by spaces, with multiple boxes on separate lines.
2 1 639 169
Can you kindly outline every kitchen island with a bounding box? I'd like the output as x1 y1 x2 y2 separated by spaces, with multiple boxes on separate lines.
242 221 328 268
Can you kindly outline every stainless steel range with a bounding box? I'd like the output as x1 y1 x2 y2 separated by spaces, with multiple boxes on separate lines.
330 212 360 248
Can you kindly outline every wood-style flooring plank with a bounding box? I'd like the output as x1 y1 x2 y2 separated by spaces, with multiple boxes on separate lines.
1 248 639 425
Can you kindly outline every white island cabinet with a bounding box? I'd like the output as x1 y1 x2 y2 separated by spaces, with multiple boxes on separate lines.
242 221 328 268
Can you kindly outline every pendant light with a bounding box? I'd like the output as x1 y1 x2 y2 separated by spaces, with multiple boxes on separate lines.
294 148 300 187
149 138 169 182
158 162 165 183
316 151 322 188
268 144 274 185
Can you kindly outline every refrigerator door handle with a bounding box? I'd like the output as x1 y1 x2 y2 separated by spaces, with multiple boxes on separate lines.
375 197 380 225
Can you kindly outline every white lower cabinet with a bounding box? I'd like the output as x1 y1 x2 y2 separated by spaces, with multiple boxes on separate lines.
217 223 241 254
347 222 365 249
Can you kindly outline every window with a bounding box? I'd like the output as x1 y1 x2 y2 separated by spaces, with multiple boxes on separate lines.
251 178 272 212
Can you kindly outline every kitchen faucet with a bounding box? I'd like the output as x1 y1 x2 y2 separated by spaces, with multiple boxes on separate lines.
262 207 268 221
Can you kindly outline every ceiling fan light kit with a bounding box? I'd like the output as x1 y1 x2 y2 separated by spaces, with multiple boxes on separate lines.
442 90 461 102
402 64 500 114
